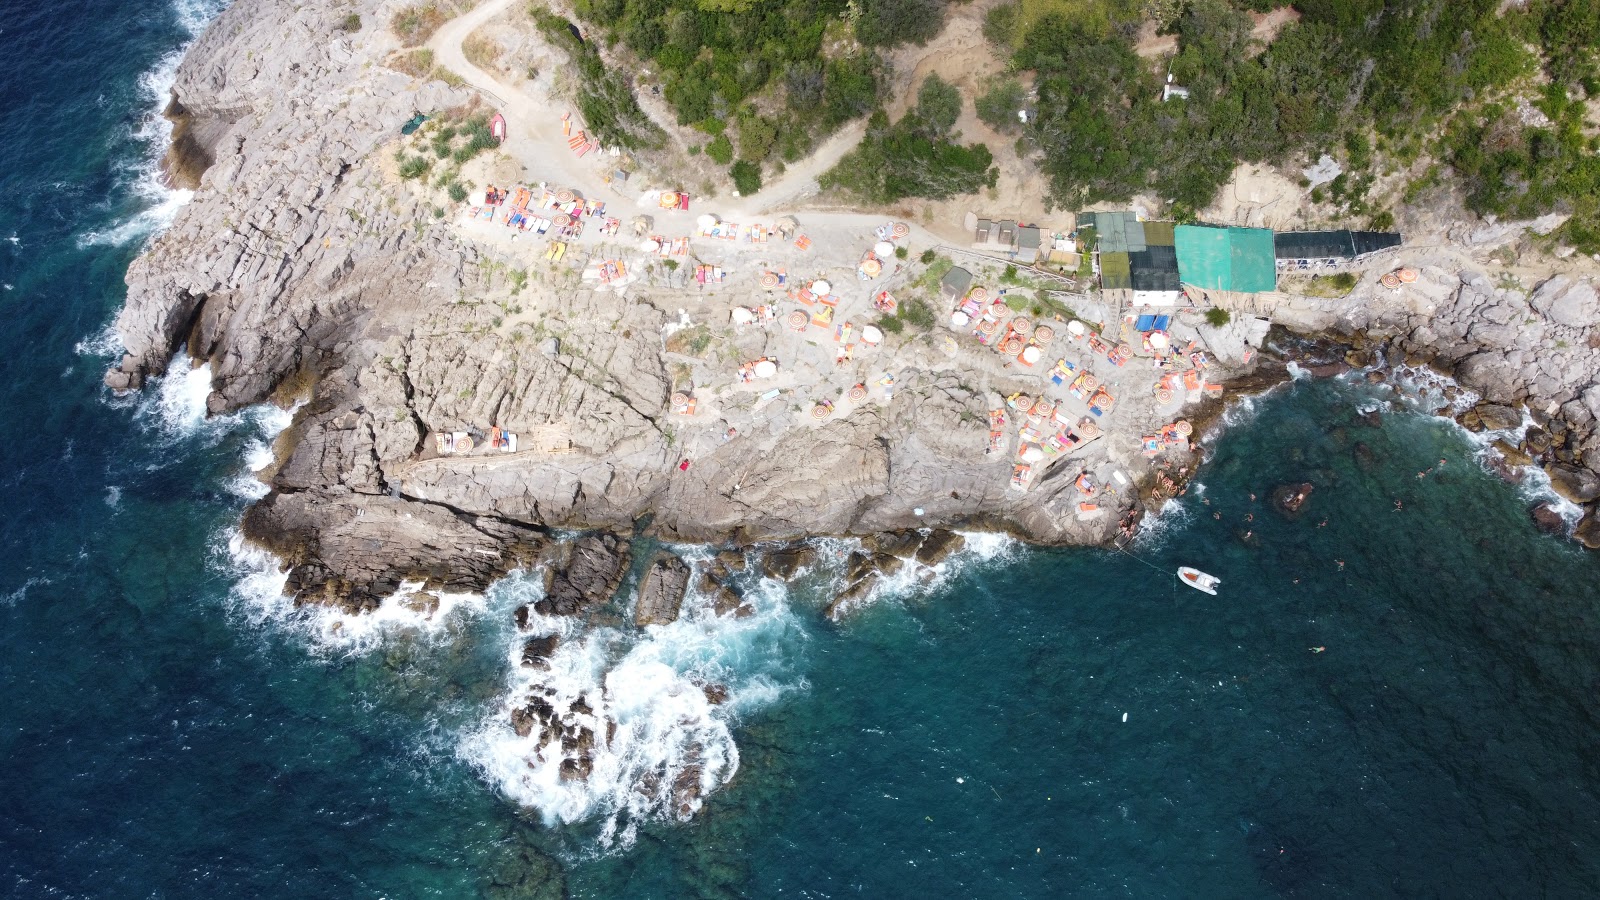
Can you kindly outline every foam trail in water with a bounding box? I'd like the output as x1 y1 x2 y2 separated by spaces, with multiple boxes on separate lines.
463 563 805 850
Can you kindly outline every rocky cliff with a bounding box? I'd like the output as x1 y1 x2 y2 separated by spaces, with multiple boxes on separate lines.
113 0 1600 617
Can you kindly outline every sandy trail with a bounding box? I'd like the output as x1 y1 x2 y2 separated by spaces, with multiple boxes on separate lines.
428 0 600 192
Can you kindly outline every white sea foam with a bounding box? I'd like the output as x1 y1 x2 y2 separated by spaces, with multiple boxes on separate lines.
462 562 805 849
74 323 125 359
133 351 214 437
78 0 226 248
2 577 53 607
218 529 489 656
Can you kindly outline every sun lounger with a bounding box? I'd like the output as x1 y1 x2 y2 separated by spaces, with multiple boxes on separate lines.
794 235 811 250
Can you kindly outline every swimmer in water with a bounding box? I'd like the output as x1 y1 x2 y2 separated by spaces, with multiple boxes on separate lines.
1336 559 1345 570
1394 499 1404 511
1214 512 1221 519
1249 493 1256 501
1245 513 1253 522
1317 518 1328 527
1310 646 1325 653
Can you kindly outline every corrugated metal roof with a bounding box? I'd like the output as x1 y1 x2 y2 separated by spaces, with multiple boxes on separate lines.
1096 212 1146 254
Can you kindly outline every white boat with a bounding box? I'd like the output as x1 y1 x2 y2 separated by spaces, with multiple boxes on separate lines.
1178 567 1220 595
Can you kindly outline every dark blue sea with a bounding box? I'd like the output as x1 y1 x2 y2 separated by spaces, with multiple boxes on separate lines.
6 0 1600 896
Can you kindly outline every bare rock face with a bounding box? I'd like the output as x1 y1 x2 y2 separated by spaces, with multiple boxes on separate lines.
536 534 630 616
240 491 544 614
914 529 966 566
1530 276 1599 329
634 554 691 627
697 563 752 619
1546 463 1600 504
1575 507 1600 549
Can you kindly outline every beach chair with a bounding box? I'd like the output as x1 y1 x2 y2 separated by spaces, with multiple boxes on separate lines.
794 235 812 250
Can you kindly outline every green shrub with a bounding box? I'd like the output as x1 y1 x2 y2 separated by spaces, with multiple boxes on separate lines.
856 0 944 47
900 298 936 330
894 246 908 259
877 314 905 334
706 134 734 165
975 78 1025 134
920 248 936 264
447 181 469 203
983 2 1018 47
398 155 431 180
730 160 762 194
338 12 362 32
1204 308 1231 327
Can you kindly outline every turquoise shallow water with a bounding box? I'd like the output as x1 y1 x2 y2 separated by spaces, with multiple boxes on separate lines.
5 1 1600 896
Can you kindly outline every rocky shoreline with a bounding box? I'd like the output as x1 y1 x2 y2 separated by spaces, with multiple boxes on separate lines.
111 0 1600 636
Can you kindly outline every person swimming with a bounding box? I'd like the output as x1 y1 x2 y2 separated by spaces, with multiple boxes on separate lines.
1310 646 1325 653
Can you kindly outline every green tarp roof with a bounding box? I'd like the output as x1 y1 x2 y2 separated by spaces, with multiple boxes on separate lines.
1174 225 1276 293
1100 251 1132 290
1095 212 1146 254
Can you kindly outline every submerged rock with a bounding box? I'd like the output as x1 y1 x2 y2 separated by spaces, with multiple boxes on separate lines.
634 553 691 627
1272 482 1314 517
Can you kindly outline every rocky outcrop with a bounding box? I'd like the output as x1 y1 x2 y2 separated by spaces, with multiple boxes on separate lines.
240 490 544 614
634 553 690 627
1529 276 1599 329
1546 463 1600 504
535 533 630 616
914 529 966 566
762 545 818 581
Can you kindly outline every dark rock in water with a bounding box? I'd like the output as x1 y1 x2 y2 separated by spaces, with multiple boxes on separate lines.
1546 463 1600 503
1353 442 1376 471
824 574 881 621
1456 408 1483 432
1524 426 1552 456
845 551 904 583
511 694 556 737
559 755 593 782
1473 402 1522 432
1365 370 1386 384
521 634 560 669
671 762 704 819
1344 349 1372 368
1575 508 1600 549
536 533 629 616
569 697 593 716
1484 454 1523 484
1359 408 1382 428
697 567 751 618
1272 482 1314 517
700 683 729 705
512 605 530 630
914 529 966 566
634 553 691 627
1493 439 1533 468
762 545 817 581
862 530 925 558
1531 503 1567 536
715 548 746 572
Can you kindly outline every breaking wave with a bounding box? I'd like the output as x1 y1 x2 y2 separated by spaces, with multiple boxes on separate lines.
461 563 806 851
77 0 226 248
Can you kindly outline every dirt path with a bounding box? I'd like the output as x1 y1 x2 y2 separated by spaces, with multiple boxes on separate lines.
428 0 599 191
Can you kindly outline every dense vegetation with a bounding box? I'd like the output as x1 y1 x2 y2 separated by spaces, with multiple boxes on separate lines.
820 75 998 203
531 8 665 151
1002 0 1600 248
560 0 946 174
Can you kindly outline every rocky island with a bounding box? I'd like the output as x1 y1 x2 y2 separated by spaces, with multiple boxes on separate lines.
106 0 1600 819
